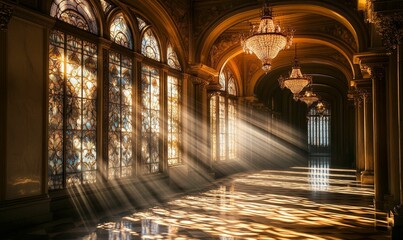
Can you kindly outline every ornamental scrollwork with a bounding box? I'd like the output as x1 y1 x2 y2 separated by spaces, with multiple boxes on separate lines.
0 3 13 31
209 32 240 67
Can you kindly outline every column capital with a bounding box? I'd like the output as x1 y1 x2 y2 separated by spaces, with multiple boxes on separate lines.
355 54 389 82
354 95 363 108
0 3 13 31
189 75 209 88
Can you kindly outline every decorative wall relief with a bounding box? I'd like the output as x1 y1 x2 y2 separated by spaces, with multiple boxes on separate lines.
321 24 357 51
209 32 240 67
161 0 190 52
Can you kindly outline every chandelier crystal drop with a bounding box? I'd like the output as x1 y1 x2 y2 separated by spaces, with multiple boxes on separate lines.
278 44 311 101
299 88 319 106
241 2 293 73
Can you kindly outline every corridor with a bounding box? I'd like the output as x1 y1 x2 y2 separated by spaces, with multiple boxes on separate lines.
13 160 390 240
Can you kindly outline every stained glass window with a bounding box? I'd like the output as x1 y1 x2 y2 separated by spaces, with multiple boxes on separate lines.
167 43 181 71
110 13 133 49
228 76 236 96
50 0 98 34
141 65 160 173
48 30 97 190
137 17 147 31
141 29 161 61
168 75 181 166
108 51 133 179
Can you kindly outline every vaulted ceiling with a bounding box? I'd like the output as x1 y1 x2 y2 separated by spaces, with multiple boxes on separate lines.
189 0 370 105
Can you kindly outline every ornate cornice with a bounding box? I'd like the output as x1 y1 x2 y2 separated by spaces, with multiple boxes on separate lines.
188 63 219 79
354 53 388 81
374 12 403 51
0 3 13 31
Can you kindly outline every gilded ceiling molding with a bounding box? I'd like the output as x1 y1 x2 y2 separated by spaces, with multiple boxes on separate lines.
0 3 13 31
320 24 357 51
196 2 365 64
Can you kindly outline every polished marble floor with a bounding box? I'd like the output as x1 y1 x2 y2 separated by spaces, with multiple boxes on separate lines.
9 160 391 240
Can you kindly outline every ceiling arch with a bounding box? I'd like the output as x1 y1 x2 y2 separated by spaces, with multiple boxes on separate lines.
254 63 349 105
196 1 369 65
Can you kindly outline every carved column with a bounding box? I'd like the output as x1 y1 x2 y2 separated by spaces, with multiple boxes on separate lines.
361 92 374 184
0 3 13 201
354 96 365 180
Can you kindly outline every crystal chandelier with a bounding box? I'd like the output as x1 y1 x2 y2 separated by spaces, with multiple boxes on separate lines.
316 101 326 114
241 2 293 73
299 85 319 106
278 44 311 100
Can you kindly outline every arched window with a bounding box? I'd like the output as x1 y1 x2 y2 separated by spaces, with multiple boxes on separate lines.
167 42 182 166
50 0 98 34
110 13 133 49
210 66 238 161
140 28 162 173
107 12 134 179
48 0 98 190
167 42 181 71
141 28 161 61
307 102 331 154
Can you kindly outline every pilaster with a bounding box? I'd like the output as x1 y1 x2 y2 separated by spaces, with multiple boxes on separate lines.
0 2 13 201
361 91 374 184
354 95 365 180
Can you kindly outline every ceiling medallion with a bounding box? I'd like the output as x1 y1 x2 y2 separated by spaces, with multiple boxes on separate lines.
278 44 311 100
241 1 293 73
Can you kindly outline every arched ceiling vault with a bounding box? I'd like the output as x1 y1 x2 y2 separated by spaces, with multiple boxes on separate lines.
255 64 349 105
195 1 368 103
196 1 368 65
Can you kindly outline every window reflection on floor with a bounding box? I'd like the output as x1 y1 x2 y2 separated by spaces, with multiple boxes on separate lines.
308 156 330 191
83 165 389 240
